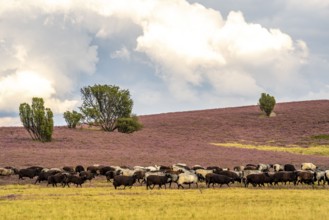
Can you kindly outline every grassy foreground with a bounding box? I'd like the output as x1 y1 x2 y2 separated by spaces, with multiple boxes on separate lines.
212 142 329 157
1 182 329 220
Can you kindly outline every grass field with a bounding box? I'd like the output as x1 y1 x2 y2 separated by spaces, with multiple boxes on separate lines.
212 142 329 157
1 180 329 220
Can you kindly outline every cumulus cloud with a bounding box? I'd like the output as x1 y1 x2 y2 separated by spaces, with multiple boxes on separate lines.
135 7 307 100
0 1 98 116
1 0 325 126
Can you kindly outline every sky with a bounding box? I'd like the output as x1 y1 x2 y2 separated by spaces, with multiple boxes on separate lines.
0 0 328 126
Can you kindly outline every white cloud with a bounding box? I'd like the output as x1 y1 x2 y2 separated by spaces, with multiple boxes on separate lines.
0 1 99 119
0 117 21 127
135 6 307 99
111 46 130 60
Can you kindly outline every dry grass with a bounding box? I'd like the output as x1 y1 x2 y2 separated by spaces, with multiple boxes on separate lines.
1 181 329 220
212 142 329 157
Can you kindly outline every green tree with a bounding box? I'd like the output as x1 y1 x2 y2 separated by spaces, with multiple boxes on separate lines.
19 97 54 142
117 115 143 133
79 84 134 131
258 93 276 116
63 110 83 128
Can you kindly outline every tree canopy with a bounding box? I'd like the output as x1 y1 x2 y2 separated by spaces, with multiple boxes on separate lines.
258 93 276 117
19 97 53 142
63 110 83 128
79 84 133 131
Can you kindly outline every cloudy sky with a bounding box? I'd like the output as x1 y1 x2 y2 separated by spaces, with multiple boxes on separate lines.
0 0 328 126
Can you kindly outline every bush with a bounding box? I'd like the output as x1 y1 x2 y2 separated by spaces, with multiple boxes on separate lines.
63 110 83 128
116 115 143 133
258 93 276 116
19 97 54 142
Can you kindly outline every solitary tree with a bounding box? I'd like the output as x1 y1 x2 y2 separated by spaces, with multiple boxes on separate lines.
79 84 134 131
19 97 54 142
63 110 83 128
258 93 276 116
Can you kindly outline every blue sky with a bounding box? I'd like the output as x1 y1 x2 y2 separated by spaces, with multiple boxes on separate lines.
0 0 328 126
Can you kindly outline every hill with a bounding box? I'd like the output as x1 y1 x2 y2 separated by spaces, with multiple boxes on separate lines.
1 100 329 169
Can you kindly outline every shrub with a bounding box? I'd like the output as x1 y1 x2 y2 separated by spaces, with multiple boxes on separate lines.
63 110 83 128
116 115 143 133
258 93 276 116
19 97 53 142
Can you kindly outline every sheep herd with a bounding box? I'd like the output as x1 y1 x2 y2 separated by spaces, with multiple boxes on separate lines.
0 162 328 189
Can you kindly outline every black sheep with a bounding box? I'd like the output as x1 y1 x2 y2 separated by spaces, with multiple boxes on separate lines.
79 171 95 182
99 166 115 176
63 166 75 174
35 170 61 184
75 165 85 173
146 174 171 190
216 170 241 183
284 164 296 172
296 171 315 185
244 173 270 187
273 171 298 185
113 175 137 189
47 173 68 187
206 173 234 188
18 167 43 180
64 175 87 187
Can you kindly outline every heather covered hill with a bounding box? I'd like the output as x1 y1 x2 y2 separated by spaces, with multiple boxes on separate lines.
1 100 329 169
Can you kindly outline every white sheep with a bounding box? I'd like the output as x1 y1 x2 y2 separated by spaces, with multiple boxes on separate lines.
273 164 284 172
325 170 329 185
315 170 326 185
195 169 214 181
119 168 135 176
301 163 317 171
258 164 271 172
177 173 199 189
0 168 14 176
